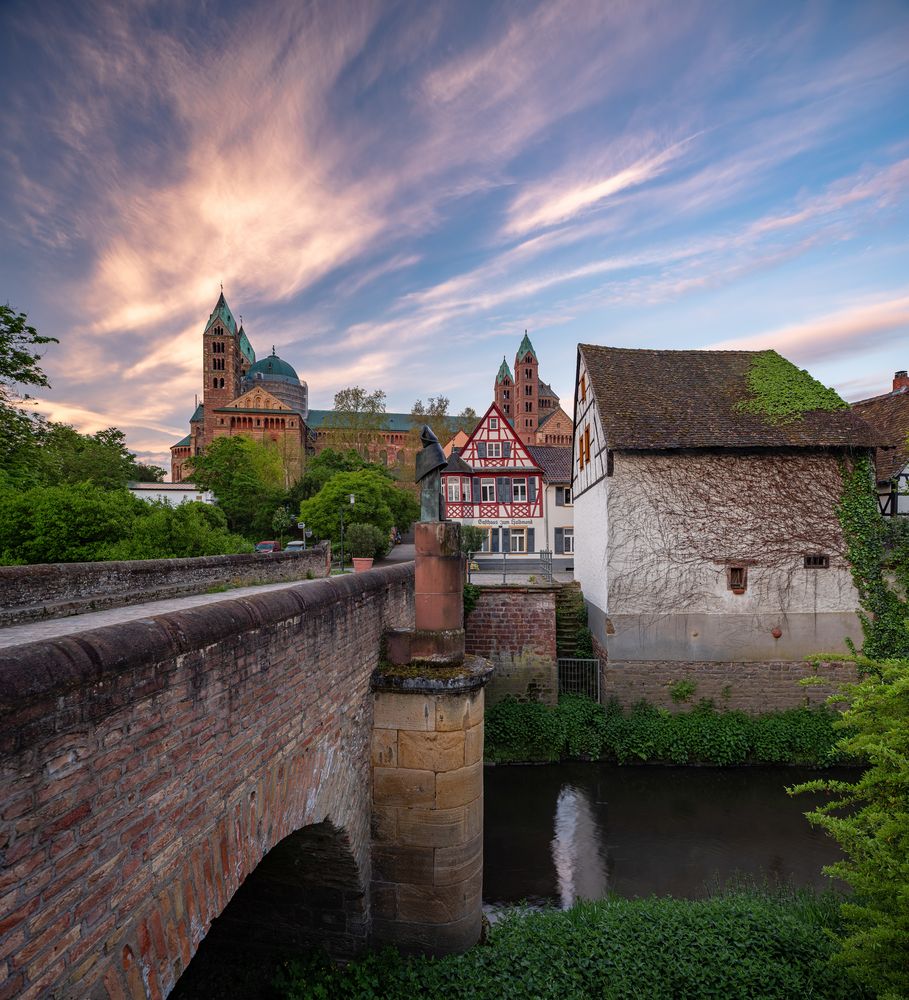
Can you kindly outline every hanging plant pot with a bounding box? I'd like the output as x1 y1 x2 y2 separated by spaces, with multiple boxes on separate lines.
352 557 374 573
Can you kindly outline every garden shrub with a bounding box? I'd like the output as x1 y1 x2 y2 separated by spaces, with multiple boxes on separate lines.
275 889 867 1000
484 694 842 765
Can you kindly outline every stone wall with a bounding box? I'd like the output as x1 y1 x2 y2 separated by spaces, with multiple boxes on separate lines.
0 564 413 999
464 585 558 705
601 658 860 712
0 543 331 626
371 686 485 955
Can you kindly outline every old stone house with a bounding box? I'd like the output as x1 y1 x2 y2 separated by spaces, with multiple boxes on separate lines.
571 345 879 705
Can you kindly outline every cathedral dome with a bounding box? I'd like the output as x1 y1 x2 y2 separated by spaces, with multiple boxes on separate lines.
246 351 300 385
243 348 308 418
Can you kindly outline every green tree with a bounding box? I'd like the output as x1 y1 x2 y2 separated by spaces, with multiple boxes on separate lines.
460 525 485 555
188 436 284 538
104 501 251 560
271 505 294 545
791 659 909 1000
35 424 146 489
456 406 479 434
0 484 145 564
299 470 418 543
0 304 58 484
331 386 387 455
411 395 452 445
289 448 390 505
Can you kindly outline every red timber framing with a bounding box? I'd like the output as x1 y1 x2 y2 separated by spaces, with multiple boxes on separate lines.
442 403 544 548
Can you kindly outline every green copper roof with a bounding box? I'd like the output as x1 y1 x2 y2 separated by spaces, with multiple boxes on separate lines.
516 331 536 361
172 434 191 448
190 403 204 422
247 349 300 384
496 357 513 384
204 291 238 336
307 410 460 433
238 325 255 365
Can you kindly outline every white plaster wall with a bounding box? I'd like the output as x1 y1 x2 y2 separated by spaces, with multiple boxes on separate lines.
606 452 859 617
544 484 575 551
573 480 609 619
129 484 215 506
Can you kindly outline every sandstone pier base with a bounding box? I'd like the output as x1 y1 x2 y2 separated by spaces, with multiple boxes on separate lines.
370 683 486 954
370 519 491 955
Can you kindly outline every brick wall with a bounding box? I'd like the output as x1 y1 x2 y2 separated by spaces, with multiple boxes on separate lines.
601 659 860 712
464 586 558 705
0 544 331 626
0 564 413 999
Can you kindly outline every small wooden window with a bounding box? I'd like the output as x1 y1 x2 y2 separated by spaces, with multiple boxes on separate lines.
804 554 830 569
728 566 747 592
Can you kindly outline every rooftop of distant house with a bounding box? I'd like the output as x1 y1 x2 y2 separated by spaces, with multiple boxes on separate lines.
851 371 909 481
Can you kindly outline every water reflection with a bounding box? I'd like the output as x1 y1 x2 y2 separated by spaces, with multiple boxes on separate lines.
551 785 608 907
484 764 848 907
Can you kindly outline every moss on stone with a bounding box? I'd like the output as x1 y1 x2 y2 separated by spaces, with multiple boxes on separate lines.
737 351 848 424
376 661 471 681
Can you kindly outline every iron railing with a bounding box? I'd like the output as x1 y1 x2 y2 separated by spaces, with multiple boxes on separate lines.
557 658 601 701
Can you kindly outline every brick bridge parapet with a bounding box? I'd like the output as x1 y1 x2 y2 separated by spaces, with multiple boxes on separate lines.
0 563 413 998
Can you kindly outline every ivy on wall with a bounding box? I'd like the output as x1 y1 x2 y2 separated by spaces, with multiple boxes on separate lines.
737 351 848 424
836 456 909 660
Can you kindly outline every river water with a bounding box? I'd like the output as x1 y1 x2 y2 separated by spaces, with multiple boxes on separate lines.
483 763 849 907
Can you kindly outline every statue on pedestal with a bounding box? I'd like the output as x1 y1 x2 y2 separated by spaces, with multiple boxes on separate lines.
415 425 447 522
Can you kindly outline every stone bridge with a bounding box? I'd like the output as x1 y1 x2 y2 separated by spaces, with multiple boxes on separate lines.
0 558 486 999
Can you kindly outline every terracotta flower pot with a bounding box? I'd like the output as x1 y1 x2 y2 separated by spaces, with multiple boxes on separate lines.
352 557 374 573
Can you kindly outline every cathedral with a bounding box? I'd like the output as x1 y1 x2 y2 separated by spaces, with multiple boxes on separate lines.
170 293 312 483
493 332 573 446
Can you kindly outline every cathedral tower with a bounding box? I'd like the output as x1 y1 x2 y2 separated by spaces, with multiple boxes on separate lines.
494 356 514 420
515 331 539 438
201 291 255 446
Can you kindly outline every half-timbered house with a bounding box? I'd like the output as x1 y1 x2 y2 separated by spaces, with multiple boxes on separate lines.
441 403 545 554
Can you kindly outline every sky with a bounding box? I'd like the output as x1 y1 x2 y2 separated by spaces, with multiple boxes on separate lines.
1 0 908 469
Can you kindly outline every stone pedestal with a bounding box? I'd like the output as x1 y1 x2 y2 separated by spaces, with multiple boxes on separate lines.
370 520 492 955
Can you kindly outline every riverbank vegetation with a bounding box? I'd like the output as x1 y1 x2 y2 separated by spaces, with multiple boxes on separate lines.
275 888 866 1000
484 694 843 766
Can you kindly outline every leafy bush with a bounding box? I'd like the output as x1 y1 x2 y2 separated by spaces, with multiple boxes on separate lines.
484 694 843 765
0 486 251 564
791 658 909 999
460 525 486 555
463 582 481 617
275 889 866 1000
345 522 389 560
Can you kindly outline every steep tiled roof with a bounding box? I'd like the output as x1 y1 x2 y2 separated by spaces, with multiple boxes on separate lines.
537 406 572 429
204 291 238 336
442 448 473 474
579 345 879 450
171 435 191 448
190 403 204 423
851 388 909 481
528 445 572 482
538 379 559 399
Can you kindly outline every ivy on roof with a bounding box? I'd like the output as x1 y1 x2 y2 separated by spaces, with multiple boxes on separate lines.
737 350 848 424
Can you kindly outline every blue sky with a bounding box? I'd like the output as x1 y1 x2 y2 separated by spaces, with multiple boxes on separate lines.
1 0 908 467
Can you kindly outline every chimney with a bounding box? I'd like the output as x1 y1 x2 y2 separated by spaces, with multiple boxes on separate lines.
894 371 909 392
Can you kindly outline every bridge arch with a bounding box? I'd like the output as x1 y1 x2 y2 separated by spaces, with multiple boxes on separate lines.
0 565 413 999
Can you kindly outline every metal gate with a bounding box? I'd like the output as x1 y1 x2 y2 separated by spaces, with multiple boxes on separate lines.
557 658 601 701
539 549 553 582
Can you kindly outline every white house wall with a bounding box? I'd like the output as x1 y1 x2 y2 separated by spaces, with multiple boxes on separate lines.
604 451 862 662
572 350 609 634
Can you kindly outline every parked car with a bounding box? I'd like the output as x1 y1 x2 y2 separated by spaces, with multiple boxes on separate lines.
284 540 305 553
255 540 281 553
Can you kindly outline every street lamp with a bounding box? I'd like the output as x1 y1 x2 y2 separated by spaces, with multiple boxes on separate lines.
339 493 355 572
